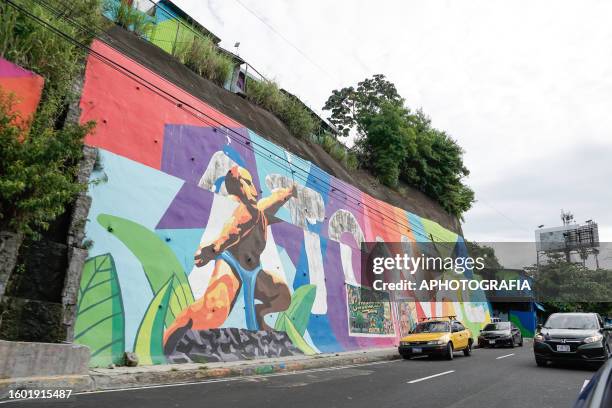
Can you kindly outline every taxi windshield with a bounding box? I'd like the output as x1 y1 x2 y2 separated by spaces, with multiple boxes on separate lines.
413 321 450 333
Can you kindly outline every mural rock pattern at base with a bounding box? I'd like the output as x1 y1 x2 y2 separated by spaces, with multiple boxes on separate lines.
165 327 303 363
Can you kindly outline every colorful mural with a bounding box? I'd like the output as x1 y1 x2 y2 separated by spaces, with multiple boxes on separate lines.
347 285 394 336
73 39 491 366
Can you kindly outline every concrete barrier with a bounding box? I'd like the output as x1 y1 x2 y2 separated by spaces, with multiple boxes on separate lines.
0 340 90 378
0 347 399 400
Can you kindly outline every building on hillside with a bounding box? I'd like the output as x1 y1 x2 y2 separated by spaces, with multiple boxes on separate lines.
478 268 545 338
146 0 221 53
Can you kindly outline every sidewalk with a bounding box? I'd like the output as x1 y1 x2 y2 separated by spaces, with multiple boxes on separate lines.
0 347 399 399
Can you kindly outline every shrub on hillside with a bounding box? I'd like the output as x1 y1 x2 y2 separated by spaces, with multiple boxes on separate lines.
246 79 317 139
105 0 153 38
318 132 358 171
0 0 102 235
173 35 233 87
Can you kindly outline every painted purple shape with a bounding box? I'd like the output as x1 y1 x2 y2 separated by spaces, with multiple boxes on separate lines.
156 183 214 229
322 240 361 350
161 124 261 191
0 58 36 78
270 222 304 265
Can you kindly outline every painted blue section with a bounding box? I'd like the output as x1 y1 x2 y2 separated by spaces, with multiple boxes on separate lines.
154 228 204 276
249 130 294 223
213 176 225 193
223 145 246 168
86 150 184 348
154 0 179 22
510 309 536 337
406 211 430 243
304 163 330 235
218 251 261 331
307 314 342 353
293 239 310 290
295 235 340 352
277 246 296 289
303 329 321 354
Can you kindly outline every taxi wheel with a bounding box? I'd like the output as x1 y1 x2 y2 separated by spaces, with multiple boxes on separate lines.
463 341 472 357
446 342 454 360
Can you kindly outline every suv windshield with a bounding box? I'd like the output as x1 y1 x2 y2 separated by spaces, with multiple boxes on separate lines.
413 321 450 333
483 322 510 331
544 314 599 330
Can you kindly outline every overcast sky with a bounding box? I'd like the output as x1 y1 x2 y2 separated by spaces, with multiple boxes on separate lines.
175 0 612 243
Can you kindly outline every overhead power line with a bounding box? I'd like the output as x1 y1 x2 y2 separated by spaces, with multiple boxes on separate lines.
4 0 459 247
232 0 338 82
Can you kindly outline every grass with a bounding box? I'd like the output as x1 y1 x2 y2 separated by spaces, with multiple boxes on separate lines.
318 133 358 171
173 35 234 87
105 0 153 38
246 79 317 139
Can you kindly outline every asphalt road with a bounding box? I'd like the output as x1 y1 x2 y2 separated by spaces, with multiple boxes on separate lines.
5 344 596 408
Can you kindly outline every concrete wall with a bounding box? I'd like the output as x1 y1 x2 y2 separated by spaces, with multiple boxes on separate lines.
73 39 491 367
0 340 89 378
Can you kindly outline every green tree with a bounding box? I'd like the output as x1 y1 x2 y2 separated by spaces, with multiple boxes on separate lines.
465 241 503 269
0 0 103 236
532 255 612 317
323 75 474 216
323 74 402 137
0 92 94 236
356 101 414 187
400 112 474 216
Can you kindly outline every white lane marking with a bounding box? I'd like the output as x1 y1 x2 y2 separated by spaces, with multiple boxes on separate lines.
0 359 400 404
407 370 455 384
581 379 590 392
496 353 515 360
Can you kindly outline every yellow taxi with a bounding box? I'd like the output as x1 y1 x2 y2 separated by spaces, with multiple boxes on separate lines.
398 316 473 360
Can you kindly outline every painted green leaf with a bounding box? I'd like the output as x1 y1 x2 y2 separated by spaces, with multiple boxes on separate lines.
274 284 316 335
74 253 125 367
96 214 194 328
277 314 316 355
134 276 175 365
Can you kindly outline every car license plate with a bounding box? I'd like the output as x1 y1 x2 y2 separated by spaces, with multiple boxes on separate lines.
489 340 495 345
557 345 570 352
412 347 422 353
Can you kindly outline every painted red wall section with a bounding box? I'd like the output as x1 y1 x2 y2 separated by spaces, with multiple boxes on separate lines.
79 40 240 169
0 58 44 127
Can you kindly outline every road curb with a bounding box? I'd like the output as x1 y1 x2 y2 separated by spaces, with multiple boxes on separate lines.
0 349 400 399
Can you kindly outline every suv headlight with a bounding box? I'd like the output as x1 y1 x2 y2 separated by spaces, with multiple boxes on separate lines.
400 341 410 346
583 335 603 344
427 340 445 345
534 334 544 342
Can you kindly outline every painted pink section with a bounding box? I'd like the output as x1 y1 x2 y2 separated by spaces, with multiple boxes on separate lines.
0 58 44 126
0 58 37 78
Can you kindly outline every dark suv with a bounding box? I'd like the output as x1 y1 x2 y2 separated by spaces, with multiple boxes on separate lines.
478 321 523 348
534 313 612 367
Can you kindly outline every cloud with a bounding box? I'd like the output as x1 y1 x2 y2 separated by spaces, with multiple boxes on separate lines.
176 0 612 241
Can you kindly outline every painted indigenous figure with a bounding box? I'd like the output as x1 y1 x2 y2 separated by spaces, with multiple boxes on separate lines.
163 166 295 344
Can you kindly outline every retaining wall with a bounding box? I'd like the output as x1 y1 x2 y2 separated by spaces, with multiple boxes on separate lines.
73 39 491 367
